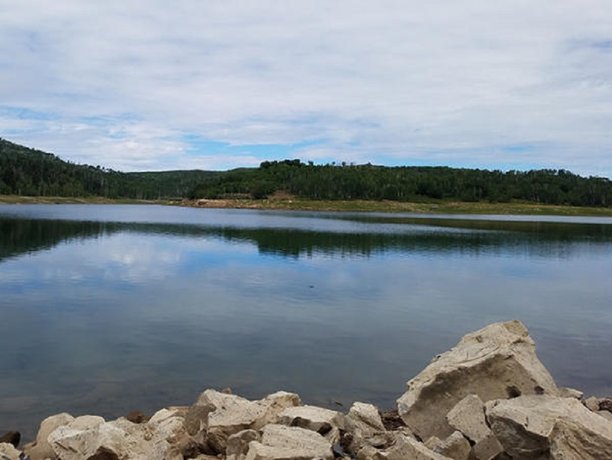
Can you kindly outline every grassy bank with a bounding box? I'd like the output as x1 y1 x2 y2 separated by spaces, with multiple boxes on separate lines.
2 194 612 216
181 197 612 216
0 195 164 205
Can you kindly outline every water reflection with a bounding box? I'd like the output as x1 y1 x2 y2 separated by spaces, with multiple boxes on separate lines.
0 206 611 439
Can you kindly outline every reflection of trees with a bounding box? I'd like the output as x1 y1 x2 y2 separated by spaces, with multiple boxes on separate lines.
1 216 610 263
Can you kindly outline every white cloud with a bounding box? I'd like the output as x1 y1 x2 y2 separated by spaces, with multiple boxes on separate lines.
0 0 611 175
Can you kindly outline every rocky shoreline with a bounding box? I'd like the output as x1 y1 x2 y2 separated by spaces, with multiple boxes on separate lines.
2 320 611 459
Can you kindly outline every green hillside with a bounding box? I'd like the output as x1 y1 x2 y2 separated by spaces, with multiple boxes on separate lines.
1 138 610 207
0 138 217 199
191 160 612 207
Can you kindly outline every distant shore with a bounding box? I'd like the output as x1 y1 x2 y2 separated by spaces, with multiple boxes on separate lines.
1 194 612 216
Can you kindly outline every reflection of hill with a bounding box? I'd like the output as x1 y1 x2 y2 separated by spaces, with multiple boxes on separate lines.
0 218 121 262
1 216 611 263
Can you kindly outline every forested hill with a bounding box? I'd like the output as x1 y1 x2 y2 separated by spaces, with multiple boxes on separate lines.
191 160 612 207
1 138 611 207
0 138 217 199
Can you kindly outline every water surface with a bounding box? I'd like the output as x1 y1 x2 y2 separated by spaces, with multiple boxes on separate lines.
1 204 611 438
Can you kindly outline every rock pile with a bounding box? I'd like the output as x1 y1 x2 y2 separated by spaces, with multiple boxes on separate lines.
2 320 611 459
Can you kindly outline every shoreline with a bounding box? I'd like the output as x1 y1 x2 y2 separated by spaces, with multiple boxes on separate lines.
1 194 612 217
2 320 611 459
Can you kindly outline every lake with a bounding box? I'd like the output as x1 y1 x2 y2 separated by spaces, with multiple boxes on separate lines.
1 204 611 438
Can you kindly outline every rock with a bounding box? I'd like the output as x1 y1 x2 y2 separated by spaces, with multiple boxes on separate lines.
584 396 600 412
184 404 215 435
24 412 75 460
599 398 612 412
356 444 381 460
197 389 300 453
380 410 405 431
446 395 489 442
430 431 470 460
278 405 345 434
48 411 186 460
252 391 302 429
226 429 260 460
558 387 583 400
397 320 558 439
244 424 333 460
486 395 612 459
470 433 504 460
0 432 20 448
597 411 612 422
348 402 385 432
373 435 452 459
0 442 22 460
126 410 148 424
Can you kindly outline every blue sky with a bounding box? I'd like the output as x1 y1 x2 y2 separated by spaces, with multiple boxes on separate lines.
0 1 611 177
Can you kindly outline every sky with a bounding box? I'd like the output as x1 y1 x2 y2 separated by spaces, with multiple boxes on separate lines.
0 1 611 177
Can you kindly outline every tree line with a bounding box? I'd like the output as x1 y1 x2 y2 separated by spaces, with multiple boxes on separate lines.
2 138 610 207
191 159 611 207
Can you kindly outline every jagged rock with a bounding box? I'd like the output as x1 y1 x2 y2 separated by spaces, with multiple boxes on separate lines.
0 442 22 460
372 435 452 459
446 395 489 442
584 396 600 412
278 405 345 434
558 387 583 400
348 402 385 433
380 410 405 431
445 395 503 460
486 395 612 459
0 432 19 449
23 412 74 460
428 431 471 460
244 424 333 460
226 429 260 460
397 320 558 439
197 389 300 453
47 410 186 460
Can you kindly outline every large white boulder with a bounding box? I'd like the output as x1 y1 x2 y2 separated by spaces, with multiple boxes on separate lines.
486 395 612 459
397 320 558 439
23 412 75 460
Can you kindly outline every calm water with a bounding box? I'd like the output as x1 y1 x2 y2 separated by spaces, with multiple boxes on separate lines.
1 204 611 438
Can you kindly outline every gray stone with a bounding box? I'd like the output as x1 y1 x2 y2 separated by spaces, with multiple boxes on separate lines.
397 320 558 439
432 431 471 460
486 395 612 459
446 395 489 442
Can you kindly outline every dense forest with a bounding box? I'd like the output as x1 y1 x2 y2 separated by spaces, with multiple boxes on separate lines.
191 159 611 207
1 137 610 207
0 138 217 199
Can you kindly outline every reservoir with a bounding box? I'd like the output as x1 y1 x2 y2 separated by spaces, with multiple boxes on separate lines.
1 204 611 438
